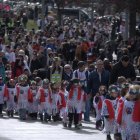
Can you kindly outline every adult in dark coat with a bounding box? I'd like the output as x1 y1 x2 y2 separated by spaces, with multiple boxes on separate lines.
30 51 42 73
110 55 136 84
87 59 110 97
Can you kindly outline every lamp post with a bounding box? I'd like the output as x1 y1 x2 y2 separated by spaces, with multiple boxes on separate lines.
125 9 129 40
41 0 45 30
91 0 94 30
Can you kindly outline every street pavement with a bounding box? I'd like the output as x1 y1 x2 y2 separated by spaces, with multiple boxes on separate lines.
0 113 106 140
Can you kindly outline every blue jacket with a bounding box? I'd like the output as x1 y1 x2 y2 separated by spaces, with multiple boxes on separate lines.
87 69 110 95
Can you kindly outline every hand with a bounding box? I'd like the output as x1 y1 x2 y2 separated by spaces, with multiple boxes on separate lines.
87 93 91 100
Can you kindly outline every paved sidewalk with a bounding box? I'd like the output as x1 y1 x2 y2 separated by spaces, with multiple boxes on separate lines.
0 114 106 140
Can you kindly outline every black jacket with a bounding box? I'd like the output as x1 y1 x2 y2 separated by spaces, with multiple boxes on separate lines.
110 61 136 84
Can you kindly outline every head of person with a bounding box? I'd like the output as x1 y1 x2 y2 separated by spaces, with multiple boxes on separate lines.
9 79 16 87
96 59 104 72
53 57 61 67
99 85 107 95
108 85 119 98
88 64 95 72
120 83 130 97
5 45 11 52
30 80 37 89
121 55 130 67
18 75 28 85
50 82 59 93
64 64 71 73
71 78 80 88
32 51 38 58
18 49 25 57
60 80 68 91
103 58 110 66
35 77 42 86
42 79 50 89
47 48 52 55
78 61 86 72
117 76 127 85
23 68 30 77
126 84 140 100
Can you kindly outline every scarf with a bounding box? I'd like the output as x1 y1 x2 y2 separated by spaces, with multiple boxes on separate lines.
68 86 82 100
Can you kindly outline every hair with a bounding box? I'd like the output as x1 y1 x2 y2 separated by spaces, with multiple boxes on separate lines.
125 85 140 100
120 88 128 97
121 55 129 62
60 80 68 91
117 76 126 85
78 61 85 68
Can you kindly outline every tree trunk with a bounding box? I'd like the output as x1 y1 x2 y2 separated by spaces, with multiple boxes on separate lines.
129 1 136 38
129 9 136 38
57 8 62 26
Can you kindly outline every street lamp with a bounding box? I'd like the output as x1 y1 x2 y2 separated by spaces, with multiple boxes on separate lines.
91 0 94 30
41 0 45 30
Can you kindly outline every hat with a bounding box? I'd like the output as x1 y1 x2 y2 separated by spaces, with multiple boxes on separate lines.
30 80 36 85
121 83 129 89
78 61 85 67
108 85 119 93
35 77 42 82
42 79 49 84
129 85 140 95
19 75 28 82
71 78 80 84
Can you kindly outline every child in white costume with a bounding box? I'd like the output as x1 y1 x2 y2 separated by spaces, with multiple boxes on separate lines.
4 79 16 117
93 85 106 130
51 83 60 122
116 85 140 140
28 81 38 120
115 82 129 140
67 78 86 129
101 85 119 140
58 81 68 127
36 79 52 122
16 75 33 120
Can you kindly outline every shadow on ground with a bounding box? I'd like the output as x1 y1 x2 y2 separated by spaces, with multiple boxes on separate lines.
0 136 13 140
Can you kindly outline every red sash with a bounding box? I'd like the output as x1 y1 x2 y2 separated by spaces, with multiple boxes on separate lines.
69 86 82 100
4 86 9 100
116 101 124 125
58 92 66 108
39 88 52 103
16 86 33 102
132 100 140 122
98 97 102 110
28 89 33 103
105 99 115 119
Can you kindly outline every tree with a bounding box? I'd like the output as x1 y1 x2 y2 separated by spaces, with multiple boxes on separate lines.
54 0 90 25
103 0 140 38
